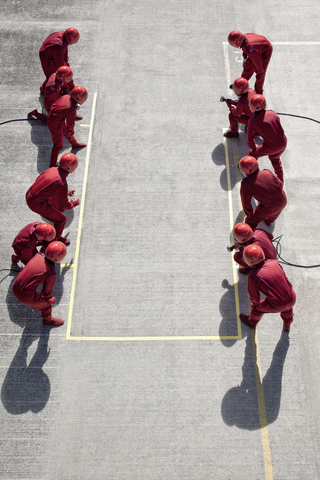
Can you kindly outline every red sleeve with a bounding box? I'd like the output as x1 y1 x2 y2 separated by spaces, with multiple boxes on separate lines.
57 183 75 211
247 119 257 150
240 182 253 216
42 270 57 299
247 273 261 305
232 99 245 117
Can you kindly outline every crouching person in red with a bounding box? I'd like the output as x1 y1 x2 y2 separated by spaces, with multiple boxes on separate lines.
239 155 287 230
232 222 277 274
12 241 67 326
26 153 80 246
240 245 296 331
12 222 56 265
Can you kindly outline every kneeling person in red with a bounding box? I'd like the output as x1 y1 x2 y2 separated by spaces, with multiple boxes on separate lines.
232 222 277 274
223 78 256 138
12 222 56 265
12 241 67 326
240 245 296 331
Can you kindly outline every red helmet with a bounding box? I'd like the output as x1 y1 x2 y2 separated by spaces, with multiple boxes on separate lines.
228 30 244 48
45 241 67 263
64 28 80 45
35 223 56 242
233 77 249 95
249 94 266 113
239 156 259 176
56 66 73 83
243 244 265 266
71 86 88 105
59 153 78 173
233 223 253 243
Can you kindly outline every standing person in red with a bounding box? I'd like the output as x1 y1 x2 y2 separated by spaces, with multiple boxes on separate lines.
12 222 56 265
39 28 79 95
28 66 76 122
231 222 277 274
239 245 296 331
247 94 287 183
26 153 80 246
239 156 287 230
223 78 256 138
12 242 67 327
228 30 273 94
47 86 88 167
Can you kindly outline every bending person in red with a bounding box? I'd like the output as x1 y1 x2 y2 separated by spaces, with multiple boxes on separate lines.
12 222 56 265
28 66 82 122
228 30 273 94
26 153 80 246
223 78 256 138
239 156 287 230
12 242 67 326
240 245 296 331
247 94 287 183
47 86 88 167
39 28 79 94
232 222 277 274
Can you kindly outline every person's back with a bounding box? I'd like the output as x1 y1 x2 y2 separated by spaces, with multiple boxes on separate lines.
241 168 284 207
249 259 294 304
13 253 56 299
248 110 285 145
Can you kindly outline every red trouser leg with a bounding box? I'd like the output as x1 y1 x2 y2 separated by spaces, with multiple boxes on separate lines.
47 120 64 167
249 293 296 327
229 112 250 133
39 52 58 92
12 284 52 321
241 57 255 82
245 195 287 230
251 140 287 183
254 48 273 94
26 197 67 240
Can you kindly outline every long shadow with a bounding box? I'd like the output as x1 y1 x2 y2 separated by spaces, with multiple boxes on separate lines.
221 330 290 430
1 325 51 414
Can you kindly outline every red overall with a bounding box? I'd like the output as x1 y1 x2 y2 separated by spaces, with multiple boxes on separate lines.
241 33 273 94
26 166 77 240
12 253 57 322
247 109 287 182
229 88 256 133
234 228 277 268
246 259 296 328
240 169 287 230
39 31 75 93
47 95 77 167
12 222 41 265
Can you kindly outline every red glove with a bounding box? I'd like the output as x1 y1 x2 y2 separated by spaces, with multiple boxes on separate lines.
68 190 75 196
49 297 56 304
71 199 80 208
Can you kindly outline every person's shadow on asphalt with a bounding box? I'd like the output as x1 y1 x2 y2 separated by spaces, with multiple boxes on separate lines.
221 328 290 430
1 325 51 414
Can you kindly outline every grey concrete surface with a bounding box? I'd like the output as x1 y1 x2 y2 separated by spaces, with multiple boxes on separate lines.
1 0 320 479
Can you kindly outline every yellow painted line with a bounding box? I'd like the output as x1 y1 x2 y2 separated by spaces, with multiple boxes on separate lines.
60 264 74 268
223 41 274 479
251 329 273 479
68 335 242 342
66 92 98 340
80 124 91 128
224 135 242 338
